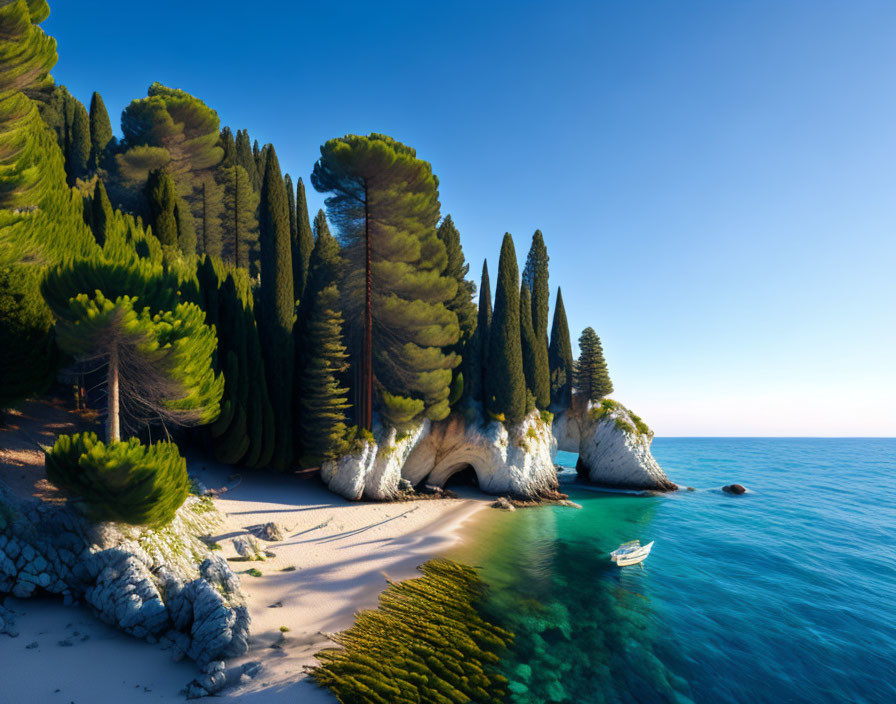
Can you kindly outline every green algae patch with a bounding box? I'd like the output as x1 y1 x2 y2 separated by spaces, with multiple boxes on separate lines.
309 558 513 703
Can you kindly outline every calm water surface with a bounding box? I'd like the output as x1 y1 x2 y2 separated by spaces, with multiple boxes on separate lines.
448 438 896 704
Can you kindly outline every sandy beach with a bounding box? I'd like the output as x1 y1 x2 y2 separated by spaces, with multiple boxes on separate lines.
0 406 491 703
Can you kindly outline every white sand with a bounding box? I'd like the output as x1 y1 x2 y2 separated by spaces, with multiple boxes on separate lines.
0 458 490 703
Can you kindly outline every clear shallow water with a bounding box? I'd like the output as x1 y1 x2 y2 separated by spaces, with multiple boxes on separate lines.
448 438 896 704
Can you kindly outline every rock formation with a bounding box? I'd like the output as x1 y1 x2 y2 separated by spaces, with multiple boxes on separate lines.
553 399 677 491
0 486 249 666
321 409 559 501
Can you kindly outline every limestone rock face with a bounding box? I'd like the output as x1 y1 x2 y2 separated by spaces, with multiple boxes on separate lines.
553 401 677 491
321 410 559 500
0 487 249 665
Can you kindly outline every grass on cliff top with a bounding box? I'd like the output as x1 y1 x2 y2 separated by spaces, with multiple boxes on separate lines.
309 559 513 704
590 399 652 438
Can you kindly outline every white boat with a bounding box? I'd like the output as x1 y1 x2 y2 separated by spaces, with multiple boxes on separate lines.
610 539 654 566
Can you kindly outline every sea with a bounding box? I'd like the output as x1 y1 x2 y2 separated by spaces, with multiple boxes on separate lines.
447 438 896 704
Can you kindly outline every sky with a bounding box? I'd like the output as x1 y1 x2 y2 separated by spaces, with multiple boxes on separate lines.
47 1 896 436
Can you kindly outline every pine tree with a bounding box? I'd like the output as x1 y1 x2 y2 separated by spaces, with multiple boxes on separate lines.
313 208 330 239
486 234 526 423
522 230 550 408
66 97 89 184
519 283 539 412
88 179 114 246
145 169 178 248
258 146 294 469
293 177 314 305
312 133 459 428
576 327 613 402
548 287 574 409
464 260 491 404
41 251 224 442
436 215 476 405
219 164 259 270
88 91 113 170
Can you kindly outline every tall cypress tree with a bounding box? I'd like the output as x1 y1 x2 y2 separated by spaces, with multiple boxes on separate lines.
89 179 114 246
219 127 236 168
519 283 539 412
548 287 574 409
576 327 613 402
522 230 550 409
145 169 178 248
258 146 295 469
67 97 89 184
464 260 491 404
436 215 476 405
486 234 526 423
88 91 113 170
313 208 330 239
285 173 297 251
235 129 259 191
293 177 314 305
295 226 349 467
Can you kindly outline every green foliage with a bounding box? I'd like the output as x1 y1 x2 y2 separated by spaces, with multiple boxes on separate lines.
539 409 554 425
312 133 459 428
66 96 89 184
87 179 113 246
218 164 258 269
486 234 526 424
575 326 613 402
0 264 59 410
145 168 178 248
548 287 574 409
519 284 539 406
629 410 651 436
258 147 294 469
310 559 512 704
522 230 550 409
234 129 259 191
437 214 477 408
464 259 491 404
292 176 314 305
295 225 350 466
88 91 113 170
42 249 223 440
245 568 262 578
45 432 189 527
313 208 330 239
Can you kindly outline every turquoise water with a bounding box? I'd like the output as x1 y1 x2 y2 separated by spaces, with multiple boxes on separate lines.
449 438 896 704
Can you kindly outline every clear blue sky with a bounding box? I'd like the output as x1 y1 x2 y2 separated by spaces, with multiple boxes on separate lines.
48 1 896 436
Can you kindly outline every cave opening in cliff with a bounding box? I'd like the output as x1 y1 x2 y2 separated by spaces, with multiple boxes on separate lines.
442 464 479 488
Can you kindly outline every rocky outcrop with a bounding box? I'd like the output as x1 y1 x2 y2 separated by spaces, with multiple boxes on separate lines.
321 409 559 501
0 486 249 666
722 484 747 495
553 399 676 491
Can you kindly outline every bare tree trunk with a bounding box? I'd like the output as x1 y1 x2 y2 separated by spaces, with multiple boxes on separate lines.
107 347 120 443
362 183 373 430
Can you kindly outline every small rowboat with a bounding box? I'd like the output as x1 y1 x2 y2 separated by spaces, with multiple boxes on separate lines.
610 539 654 566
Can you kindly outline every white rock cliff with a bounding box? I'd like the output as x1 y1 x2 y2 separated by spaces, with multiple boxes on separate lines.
553 400 677 491
321 409 560 500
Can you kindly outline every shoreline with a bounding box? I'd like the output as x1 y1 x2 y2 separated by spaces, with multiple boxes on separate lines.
0 444 492 704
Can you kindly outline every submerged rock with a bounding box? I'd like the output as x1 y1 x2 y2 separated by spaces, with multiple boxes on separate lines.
321 408 559 501
492 497 516 511
553 399 676 491
0 486 249 668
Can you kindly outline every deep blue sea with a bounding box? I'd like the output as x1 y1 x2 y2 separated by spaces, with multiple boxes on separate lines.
448 438 896 704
